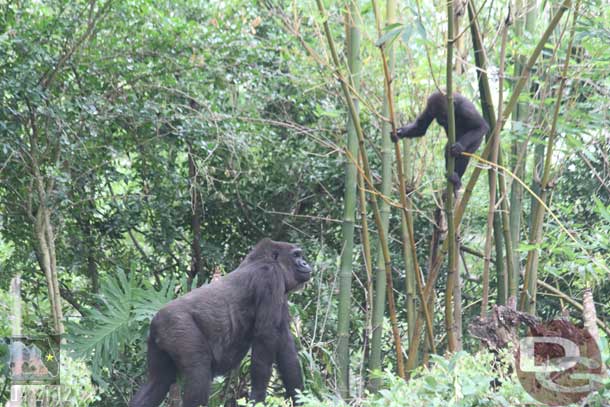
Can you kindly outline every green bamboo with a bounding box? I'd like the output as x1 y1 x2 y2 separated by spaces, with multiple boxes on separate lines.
368 0 396 389
493 13 524 304
466 7 516 302
384 0 417 348
371 0 434 354
498 160 517 300
357 154 375 389
357 163 374 339
521 0 580 314
314 0 405 379
509 0 537 287
385 55 435 353
493 214 507 304
401 173 417 345
482 13 509 315
444 0 458 352
336 3 362 398
468 16 507 305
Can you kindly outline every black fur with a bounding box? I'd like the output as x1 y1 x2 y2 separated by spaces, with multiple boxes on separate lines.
130 238 312 407
393 91 489 189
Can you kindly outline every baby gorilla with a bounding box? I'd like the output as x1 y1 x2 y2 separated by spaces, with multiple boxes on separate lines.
130 238 312 407
392 91 489 190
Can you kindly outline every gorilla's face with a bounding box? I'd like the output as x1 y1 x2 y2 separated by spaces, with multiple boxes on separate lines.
291 247 312 282
281 244 312 291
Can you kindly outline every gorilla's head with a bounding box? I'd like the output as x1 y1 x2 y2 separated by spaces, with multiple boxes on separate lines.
246 238 312 291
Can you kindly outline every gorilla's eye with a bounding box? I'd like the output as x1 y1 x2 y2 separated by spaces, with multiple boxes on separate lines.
293 251 301 258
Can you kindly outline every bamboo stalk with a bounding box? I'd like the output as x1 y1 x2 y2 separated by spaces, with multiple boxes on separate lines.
466 2 517 303
357 162 375 395
368 0 399 388
444 0 459 353
467 7 507 306
314 0 405 379
358 163 374 347
379 0 417 349
371 0 435 352
336 3 362 397
482 10 510 315
508 0 536 292
400 189 417 345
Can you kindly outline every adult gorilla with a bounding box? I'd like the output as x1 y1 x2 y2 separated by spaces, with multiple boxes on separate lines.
130 238 312 407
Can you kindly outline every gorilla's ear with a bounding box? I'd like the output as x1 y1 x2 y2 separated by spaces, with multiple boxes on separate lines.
245 238 279 263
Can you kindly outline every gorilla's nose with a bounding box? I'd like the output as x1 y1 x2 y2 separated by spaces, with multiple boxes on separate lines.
298 260 312 273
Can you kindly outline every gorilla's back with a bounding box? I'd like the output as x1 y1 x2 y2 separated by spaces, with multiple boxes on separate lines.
153 270 258 375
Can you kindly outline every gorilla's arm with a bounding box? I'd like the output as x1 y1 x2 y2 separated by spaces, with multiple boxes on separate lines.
249 267 285 403
393 92 444 142
250 337 276 403
277 312 303 402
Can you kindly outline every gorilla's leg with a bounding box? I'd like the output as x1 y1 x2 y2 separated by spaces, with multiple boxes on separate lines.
168 330 212 407
445 144 465 190
277 328 303 403
454 154 471 186
130 335 176 407
181 362 212 407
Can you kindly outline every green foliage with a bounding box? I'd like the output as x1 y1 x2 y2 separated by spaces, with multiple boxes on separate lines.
68 268 179 378
53 356 100 406
262 351 536 406
365 351 532 407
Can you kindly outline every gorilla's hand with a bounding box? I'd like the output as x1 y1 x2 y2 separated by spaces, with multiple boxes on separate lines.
393 125 409 142
449 142 465 157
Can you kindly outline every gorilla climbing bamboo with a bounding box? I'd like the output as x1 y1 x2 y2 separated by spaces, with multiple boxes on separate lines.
457 0 572 227
336 3 362 397
520 0 580 314
406 0 573 372
314 0 406 379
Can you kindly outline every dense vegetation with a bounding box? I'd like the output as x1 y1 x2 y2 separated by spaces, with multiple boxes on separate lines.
0 0 608 406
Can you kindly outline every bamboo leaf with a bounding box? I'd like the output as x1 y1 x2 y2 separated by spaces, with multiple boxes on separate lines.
375 23 403 47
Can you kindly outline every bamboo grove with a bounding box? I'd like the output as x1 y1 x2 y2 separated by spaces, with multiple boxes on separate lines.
275 0 609 398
